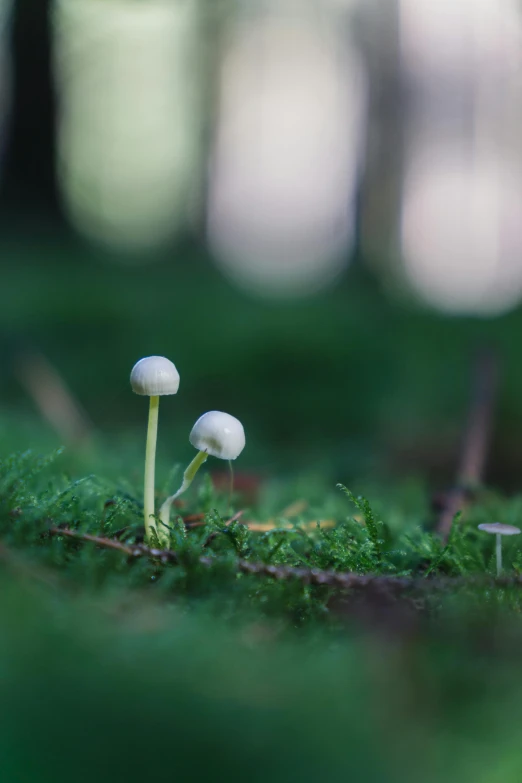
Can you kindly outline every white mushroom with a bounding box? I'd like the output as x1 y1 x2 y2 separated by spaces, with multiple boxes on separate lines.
160 411 245 528
189 411 246 460
130 356 180 545
130 356 180 397
477 522 521 577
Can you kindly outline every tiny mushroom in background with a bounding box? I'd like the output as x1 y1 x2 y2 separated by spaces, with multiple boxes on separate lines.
159 411 245 530
477 522 521 577
131 356 180 546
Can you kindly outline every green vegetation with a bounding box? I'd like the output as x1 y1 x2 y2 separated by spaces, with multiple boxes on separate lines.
2 439 522 782
3 237 522 781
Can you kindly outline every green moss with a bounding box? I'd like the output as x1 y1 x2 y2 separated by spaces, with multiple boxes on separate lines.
2 442 522 781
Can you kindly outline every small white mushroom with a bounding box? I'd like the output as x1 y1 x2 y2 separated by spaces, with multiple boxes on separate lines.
160 411 245 528
477 522 521 577
189 411 246 460
130 356 180 397
131 356 180 546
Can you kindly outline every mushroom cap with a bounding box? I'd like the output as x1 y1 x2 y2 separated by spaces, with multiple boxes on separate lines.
478 522 521 536
130 356 180 396
189 411 245 460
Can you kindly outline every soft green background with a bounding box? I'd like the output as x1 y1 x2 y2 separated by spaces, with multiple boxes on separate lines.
2 233 522 488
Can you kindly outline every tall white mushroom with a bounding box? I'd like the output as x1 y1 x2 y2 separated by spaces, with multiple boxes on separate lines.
159 411 245 530
477 522 521 577
131 356 180 545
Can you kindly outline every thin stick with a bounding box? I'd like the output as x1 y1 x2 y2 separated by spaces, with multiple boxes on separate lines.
496 533 502 577
225 510 245 525
458 350 497 487
201 510 246 548
437 350 498 542
183 515 335 532
244 520 336 532
15 351 92 445
49 526 521 592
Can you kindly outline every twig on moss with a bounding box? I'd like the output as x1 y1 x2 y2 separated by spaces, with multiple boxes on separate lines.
48 525 408 587
437 350 498 542
245 519 336 532
51 527 139 555
183 513 206 526
49 526 522 594
183 510 245 532
225 510 246 525
202 510 246 547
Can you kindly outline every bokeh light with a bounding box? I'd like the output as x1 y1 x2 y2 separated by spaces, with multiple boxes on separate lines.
207 4 367 297
52 0 203 252
401 145 522 315
399 0 522 315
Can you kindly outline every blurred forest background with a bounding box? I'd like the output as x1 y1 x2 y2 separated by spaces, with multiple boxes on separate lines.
3 5 522 783
1 0 522 490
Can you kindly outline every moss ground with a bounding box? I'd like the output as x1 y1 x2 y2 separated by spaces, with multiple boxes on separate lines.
1 436 522 783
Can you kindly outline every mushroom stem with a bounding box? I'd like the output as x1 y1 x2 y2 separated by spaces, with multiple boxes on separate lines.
144 395 160 544
159 450 208 528
496 532 502 577
227 459 234 516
